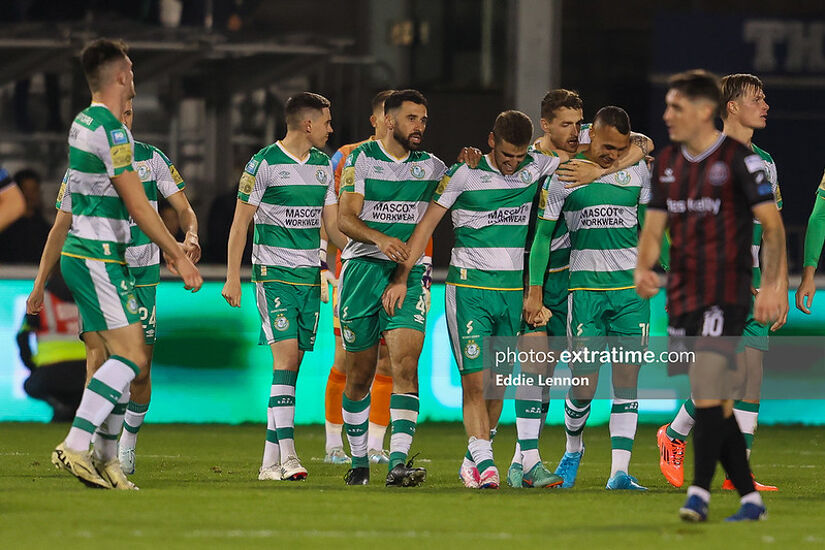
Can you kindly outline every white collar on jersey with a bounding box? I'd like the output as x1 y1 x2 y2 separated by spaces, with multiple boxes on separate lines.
680 132 726 163
377 139 410 163
275 140 310 164
484 153 502 174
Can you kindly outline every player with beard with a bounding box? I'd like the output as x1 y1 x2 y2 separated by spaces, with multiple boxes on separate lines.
337 90 446 486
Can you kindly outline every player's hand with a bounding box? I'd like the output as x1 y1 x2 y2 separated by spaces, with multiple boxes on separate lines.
169 254 202 292
377 235 410 263
183 232 201 264
26 286 44 314
382 281 407 316
458 147 483 168
531 307 552 328
753 286 783 325
771 293 789 332
634 268 659 299
222 278 242 307
320 269 338 303
796 275 816 314
558 160 603 188
522 287 544 326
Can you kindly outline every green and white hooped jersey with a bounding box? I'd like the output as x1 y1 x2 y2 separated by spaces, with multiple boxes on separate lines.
58 141 185 286
539 154 650 291
434 153 560 290
60 103 135 263
339 140 446 263
749 143 781 288
238 141 336 285
529 144 571 272
126 142 186 285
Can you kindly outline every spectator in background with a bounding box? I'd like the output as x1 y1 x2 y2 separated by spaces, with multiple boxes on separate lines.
0 169 51 263
0 166 25 233
17 269 86 422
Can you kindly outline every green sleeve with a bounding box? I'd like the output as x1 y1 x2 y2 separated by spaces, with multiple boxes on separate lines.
638 204 670 271
528 218 557 286
803 190 825 268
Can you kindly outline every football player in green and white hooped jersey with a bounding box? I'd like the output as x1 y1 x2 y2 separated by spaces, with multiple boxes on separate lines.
337 89 446 487
30 98 200 477
659 74 784 492
48 39 201 491
222 92 348 482
507 89 657 488
525 106 662 491
386 110 565 490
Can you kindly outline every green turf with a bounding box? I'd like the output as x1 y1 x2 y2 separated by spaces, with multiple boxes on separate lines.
1 423 823 549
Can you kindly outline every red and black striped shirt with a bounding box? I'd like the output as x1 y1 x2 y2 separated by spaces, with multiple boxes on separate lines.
649 134 775 317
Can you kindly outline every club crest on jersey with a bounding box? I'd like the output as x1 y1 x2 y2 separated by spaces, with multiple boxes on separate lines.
274 314 290 331
110 129 128 145
410 164 425 179
519 170 532 184
707 162 730 186
136 162 151 181
464 340 480 360
614 170 631 185
342 326 356 344
315 169 328 184
126 295 139 314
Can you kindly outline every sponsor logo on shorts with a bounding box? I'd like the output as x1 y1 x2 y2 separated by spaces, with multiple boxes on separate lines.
413 314 425 324
519 169 532 184
342 326 356 344
464 339 480 360
274 314 290 331
110 129 129 145
315 169 328 184
126 295 139 314
410 164 425 179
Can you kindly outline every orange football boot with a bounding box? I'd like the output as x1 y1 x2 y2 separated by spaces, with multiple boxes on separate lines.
722 474 778 492
657 424 686 488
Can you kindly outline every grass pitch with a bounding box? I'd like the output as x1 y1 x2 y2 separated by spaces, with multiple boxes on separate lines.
1 423 823 549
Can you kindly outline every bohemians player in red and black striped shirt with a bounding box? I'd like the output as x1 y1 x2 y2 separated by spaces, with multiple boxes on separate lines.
635 70 786 523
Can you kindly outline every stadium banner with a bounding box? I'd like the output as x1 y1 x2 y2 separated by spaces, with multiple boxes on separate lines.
2 279 824 425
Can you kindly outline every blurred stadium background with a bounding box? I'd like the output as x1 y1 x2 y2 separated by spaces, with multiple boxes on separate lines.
2 0 825 425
